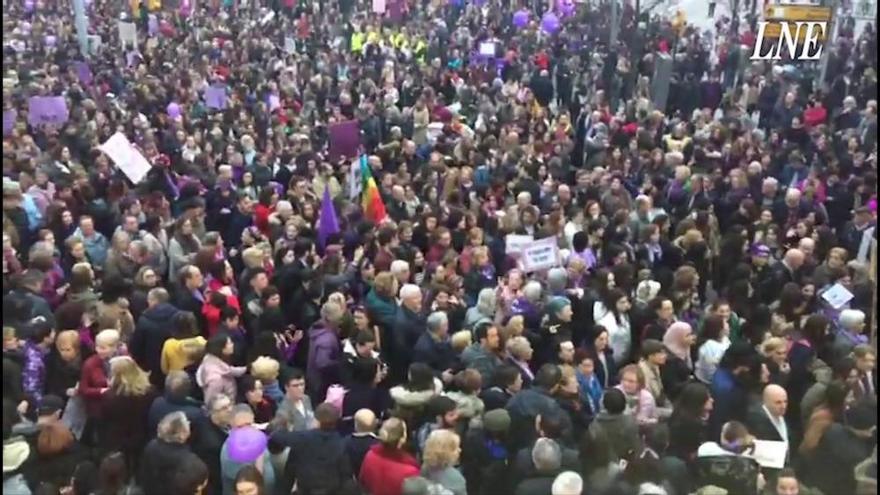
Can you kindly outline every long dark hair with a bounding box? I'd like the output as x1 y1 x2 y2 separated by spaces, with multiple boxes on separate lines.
674 382 710 419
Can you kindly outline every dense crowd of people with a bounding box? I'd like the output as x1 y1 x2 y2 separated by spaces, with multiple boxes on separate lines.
2 0 879 494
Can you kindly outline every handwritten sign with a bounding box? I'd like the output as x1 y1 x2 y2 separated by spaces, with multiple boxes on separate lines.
749 440 788 469
117 21 138 48
27 96 69 127
204 85 227 110
99 132 152 184
521 237 560 272
479 41 496 57
505 234 533 256
821 283 854 309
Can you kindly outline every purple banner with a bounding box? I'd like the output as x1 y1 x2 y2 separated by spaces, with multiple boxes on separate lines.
27 96 69 127
328 120 360 163
75 61 93 85
205 85 227 110
3 110 16 136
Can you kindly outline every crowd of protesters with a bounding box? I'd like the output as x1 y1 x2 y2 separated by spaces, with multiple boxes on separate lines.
2 0 879 493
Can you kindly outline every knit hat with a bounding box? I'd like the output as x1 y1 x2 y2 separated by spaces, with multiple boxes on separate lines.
483 409 511 434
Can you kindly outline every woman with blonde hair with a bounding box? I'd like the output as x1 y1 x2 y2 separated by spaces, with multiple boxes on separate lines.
365 271 399 331
420 429 466 495
45 329 87 401
100 355 157 471
761 336 791 385
359 417 420 495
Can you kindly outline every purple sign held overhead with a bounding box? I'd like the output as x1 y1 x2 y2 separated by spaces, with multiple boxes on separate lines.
328 120 361 163
27 96 69 127
205 85 227 110
75 61 92 85
3 110 16 136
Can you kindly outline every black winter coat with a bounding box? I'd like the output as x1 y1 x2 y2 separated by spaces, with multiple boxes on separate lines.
130 303 181 388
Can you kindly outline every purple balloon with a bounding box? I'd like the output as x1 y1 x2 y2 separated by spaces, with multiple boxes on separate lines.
227 427 267 463
541 11 560 34
166 102 181 119
512 10 529 29
558 0 574 17
24 0 34 12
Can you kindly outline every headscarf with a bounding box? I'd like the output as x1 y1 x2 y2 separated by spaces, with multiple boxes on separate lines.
663 321 693 369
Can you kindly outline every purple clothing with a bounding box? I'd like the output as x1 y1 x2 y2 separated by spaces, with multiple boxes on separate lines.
23 341 48 404
306 322 341 398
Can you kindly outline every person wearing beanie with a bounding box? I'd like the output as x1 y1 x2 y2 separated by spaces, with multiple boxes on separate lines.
461 408 515 494
539 297 573 366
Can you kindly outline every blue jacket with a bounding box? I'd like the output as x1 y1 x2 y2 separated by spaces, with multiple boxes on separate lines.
709 368 748 440
364 289 398 330
413 332 457 374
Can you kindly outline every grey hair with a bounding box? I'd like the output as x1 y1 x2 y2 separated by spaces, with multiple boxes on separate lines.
476 288 497 316
147 287 170 304
839 309 866 331
164 370 191 396
532 438 562 473
523 281 543 302
157 411 191 443
231 404 254 420
390 260 410 275
206 393 232 413
399 284 421 300
426 311 449 334
546 268 568 294
551 471 584 495
321 301 344 325
506 336 532 360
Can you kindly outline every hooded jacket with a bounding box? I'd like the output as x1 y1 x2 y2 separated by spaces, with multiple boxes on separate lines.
196 354 247 405
131 302 181 387
389 378 443 424
306 321 341 398
358 444 420 495
588 411 641 461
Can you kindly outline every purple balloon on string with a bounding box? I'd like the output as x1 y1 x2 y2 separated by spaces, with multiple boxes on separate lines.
166 102 181 119
541 11 560 34
512 10 529 29
558 0 574 17
226 427 267 463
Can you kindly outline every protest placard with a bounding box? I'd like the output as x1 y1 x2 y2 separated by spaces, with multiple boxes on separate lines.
821 283 854 309
749 440 788 469
118 21 138 47
348 159 362 200
204 85 227 109
505 235 533 256
372 0 386 14
521 237 560 272
284 37 296 54
27 96 69 127
74 61 92 85
3 110 16 136
99 132 152 184
328 120 360 162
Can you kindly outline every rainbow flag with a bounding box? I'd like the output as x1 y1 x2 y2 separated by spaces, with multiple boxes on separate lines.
360 155 386 223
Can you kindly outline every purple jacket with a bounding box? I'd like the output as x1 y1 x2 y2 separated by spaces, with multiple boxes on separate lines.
23 342 47 404
306 322 341 397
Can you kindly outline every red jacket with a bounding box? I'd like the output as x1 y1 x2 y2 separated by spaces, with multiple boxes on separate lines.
80 354 109 418
359 444 420 495
202 294 241 337
254 203 273 237
803 106 827 128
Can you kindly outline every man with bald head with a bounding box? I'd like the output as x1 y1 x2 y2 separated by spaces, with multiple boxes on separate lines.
747 384 791 466
761 249 805 304
343 408 379 475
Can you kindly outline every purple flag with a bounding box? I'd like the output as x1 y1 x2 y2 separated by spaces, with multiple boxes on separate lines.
317 187 340 248
205 85 227 110
27 96 69 127
327 120 360 162
75 61 92 85
3 110 16 136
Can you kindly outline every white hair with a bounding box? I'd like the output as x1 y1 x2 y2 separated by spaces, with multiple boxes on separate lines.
506 336 532 359
426 311 448 334
517 191 532 203
552 471 584 495
476 288 497 316
399 284 421 300
523 281 543 302
532 438 562 473
390 260 410 275
839 309 866 331
157 411 191 443
276 200 293 214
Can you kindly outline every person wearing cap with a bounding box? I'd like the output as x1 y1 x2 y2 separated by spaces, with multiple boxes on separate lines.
461 409 514 495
